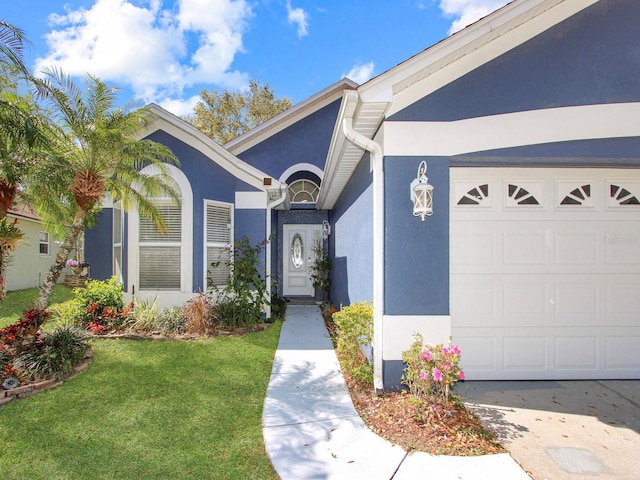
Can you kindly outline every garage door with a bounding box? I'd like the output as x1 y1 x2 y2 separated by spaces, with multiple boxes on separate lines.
451 168 640 380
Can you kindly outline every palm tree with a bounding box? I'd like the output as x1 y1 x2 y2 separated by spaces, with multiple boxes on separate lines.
0 21 41 300
30 68 180 312
0 21 33 217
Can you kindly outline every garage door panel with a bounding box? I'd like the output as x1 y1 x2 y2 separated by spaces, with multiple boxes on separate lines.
605 282 640 321
503 282 549 319
452 168 640 380
555 283 599 317
555 232 599 264
554 336 598 370
504 232 548 265
503 336 546 370
450 231 496 267
606 336 640 369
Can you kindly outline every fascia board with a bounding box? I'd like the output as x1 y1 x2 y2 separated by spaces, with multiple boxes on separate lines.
141 104 281 192
316 91 363 210
225 78 358 155
358 0 596 113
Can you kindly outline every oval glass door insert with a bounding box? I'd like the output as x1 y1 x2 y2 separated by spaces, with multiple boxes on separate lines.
291 233 304 269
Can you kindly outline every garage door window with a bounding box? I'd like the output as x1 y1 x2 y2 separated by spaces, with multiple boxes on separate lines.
610 184 640 205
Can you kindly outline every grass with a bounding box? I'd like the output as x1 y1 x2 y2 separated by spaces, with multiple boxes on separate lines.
0 288 281 480
0 284 75 327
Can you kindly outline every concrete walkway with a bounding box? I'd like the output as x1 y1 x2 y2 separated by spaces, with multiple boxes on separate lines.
262 305 530 480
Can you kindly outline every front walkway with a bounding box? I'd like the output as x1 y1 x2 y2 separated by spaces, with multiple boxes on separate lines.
262 305 529 479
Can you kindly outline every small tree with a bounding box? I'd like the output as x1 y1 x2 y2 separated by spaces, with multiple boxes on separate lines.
29 68 180 314
189 80 292 144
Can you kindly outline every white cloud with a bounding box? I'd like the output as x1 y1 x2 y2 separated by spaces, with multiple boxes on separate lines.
343 62 375 85
34 0 252 106
439 0 510 34
286 1 309 38
158 94 201 117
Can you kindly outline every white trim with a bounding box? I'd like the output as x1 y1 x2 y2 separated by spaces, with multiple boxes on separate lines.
341 93 385 393
38 231 50 256
235 191 267 209
128 164 193 294
384 103 640 157
279 163 324 182
202 199 234 290
382 315 452 361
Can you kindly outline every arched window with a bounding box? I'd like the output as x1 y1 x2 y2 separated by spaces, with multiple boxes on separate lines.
288 179 320 203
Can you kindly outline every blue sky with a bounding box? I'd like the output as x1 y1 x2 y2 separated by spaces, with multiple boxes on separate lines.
3 0 509 117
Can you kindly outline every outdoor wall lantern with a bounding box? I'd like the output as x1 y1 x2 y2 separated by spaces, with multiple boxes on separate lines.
322 220 331 240
410 160 434 221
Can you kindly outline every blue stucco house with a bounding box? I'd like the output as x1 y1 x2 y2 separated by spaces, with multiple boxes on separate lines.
86 0 640 390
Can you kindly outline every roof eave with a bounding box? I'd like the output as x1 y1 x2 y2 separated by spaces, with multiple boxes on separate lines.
142 103 282 192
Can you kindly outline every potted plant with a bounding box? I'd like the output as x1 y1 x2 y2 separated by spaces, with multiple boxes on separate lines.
309 238 331 301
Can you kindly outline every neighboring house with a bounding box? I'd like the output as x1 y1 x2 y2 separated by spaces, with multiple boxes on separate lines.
86 0 640 390
5 205 67 291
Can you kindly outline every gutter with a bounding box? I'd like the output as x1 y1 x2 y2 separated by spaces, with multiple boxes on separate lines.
265 184 288 319
342 111 385 395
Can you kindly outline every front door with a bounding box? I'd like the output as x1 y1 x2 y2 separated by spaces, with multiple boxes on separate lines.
283 224 322 297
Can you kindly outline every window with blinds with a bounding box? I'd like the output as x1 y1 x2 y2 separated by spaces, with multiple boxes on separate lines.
113 203 123 282
139 203 182 290
206 202 232 287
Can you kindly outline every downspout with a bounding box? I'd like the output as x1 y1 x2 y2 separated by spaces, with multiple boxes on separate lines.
342 116 385 395
265 184 288 319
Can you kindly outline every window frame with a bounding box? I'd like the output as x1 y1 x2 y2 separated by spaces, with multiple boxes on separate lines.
39 231 50 256
203 200 234 289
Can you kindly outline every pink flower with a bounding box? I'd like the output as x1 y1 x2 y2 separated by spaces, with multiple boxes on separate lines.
458 370 465 380
421 350 432 362
432 367 443 382
419 370 428 380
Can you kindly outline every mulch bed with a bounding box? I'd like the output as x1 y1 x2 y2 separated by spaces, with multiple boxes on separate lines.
322 310 505 456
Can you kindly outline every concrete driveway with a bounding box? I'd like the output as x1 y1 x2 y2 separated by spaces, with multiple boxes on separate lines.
458 381 640 480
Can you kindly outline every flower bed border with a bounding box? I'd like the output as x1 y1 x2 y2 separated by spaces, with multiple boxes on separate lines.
0 350 93 407
91 322 272 340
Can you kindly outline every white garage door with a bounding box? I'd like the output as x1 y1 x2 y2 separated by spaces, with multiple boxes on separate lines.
451 168 640 380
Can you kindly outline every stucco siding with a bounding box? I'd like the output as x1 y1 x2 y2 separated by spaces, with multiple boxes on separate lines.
237 100 341 179
330 154 374 308
391 0 640 122
85 208 114 281
384 156 450 315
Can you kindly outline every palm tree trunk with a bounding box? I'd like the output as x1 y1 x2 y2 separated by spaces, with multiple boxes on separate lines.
0 252 6 302
33 208 87 312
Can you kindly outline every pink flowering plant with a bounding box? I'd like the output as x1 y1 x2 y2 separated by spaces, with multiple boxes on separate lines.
401 333 464 402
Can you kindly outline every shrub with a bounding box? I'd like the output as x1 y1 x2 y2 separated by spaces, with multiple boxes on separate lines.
270 294 287 323
332 302 373 384
13 325 89 380
130 297 161 332
155 306 186 334
209 236 273 328
70 277 132 332
182 293 214 335
401 334 464 402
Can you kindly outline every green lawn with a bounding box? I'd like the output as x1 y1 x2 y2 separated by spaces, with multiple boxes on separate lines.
0 284 75 327
0 289 281 480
